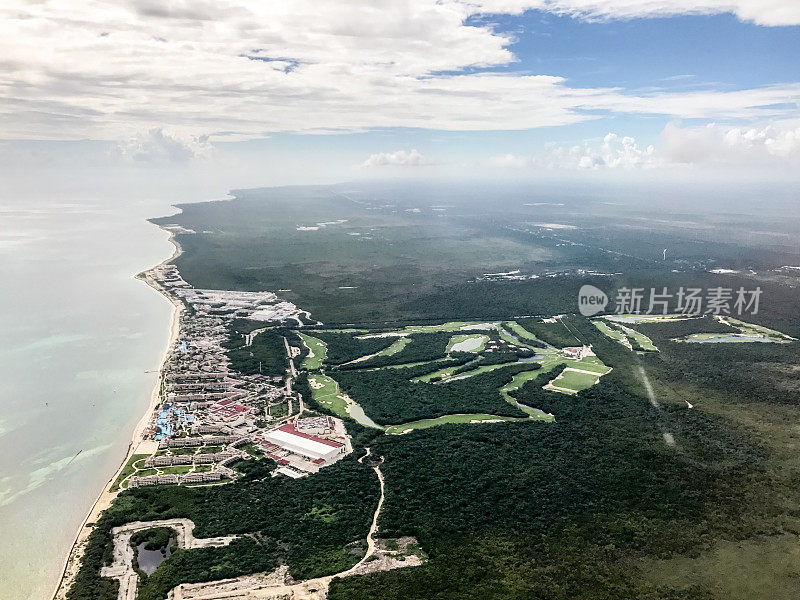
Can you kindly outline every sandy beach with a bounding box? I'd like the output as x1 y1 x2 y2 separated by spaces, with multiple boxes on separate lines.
51 232 184 600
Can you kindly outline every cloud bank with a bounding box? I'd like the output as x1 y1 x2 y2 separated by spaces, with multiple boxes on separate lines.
115 129 213 163
0 1 798 141
487 121 800 172
362 149 436 167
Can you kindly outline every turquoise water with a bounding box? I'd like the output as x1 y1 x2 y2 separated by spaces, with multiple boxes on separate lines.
0 191 184 600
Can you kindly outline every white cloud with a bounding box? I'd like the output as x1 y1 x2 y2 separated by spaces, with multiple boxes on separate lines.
660 120 800 168
114 129 213 163
487 153 532 168
487 121 800 173
489 133 658 170
361 149 436 167
0 1 798 142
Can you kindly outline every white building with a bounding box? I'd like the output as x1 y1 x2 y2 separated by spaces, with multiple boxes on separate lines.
262 423 344 464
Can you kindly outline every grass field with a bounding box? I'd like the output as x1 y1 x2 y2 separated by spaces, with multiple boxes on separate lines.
413 362 472 383
674 316 795 343
374 337 412 357
723 316 796 341
500 371 556 419
158 465 194 475
397 321 497 334
592 319 631 347
624 326 659 351
503 321 540 342
438 362 511 382
111 453 149 492
607 313 696 324
298 332 327 370
545 368 602 394
593 319 658 351
385 413 526 435
308 374 349 418
570 354 613 375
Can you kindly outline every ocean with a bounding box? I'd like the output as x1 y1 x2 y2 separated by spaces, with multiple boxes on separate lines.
0 191 185 600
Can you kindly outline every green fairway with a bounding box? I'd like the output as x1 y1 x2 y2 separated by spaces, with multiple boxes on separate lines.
436 362 512 382
498 328 524 346
674 316 796 344
375 336 412 356
723 317 796 341
385 413 526 435
308 373 349 417
413 362 471 383
358 322 492 338
503 370 545 393
570 354 613 375
535 346 571 371
504 321 541 342
500 370 555 420
545 368 602 394
593 319 658 351
398 321 496 334
381 358 452 370
625 327 659 351
592 319 631 347
298 332 327 370
608 313 696 324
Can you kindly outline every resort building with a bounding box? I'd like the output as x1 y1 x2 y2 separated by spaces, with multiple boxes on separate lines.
262 423 345 465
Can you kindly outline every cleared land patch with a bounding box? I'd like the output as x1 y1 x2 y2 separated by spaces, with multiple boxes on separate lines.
447 334 488 353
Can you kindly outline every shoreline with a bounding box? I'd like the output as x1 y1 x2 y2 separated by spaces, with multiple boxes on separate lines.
51 227 184 600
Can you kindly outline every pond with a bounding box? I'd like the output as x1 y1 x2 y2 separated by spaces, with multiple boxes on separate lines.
347 402 383 430
136 539 173 575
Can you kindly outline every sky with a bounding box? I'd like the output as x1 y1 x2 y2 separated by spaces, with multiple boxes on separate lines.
1 0 800 186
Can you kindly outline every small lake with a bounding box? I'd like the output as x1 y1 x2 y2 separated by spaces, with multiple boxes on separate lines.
516 355 544 363
137 540 173 575
347 403 383 430
450 336 486 352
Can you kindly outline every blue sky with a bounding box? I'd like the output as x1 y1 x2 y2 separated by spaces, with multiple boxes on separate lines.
478 12 800 90
1 1 799 181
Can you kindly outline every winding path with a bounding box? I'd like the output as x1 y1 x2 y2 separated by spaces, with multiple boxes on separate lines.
343 456 384 574
170 455 389 600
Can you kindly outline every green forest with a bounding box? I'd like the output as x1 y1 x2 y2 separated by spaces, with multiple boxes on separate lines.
77 186 800 600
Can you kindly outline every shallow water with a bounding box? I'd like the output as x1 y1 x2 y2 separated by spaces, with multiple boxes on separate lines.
0 190 188 600
347 403 383 429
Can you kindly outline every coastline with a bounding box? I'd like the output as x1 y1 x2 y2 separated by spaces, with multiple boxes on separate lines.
51 228 184 600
